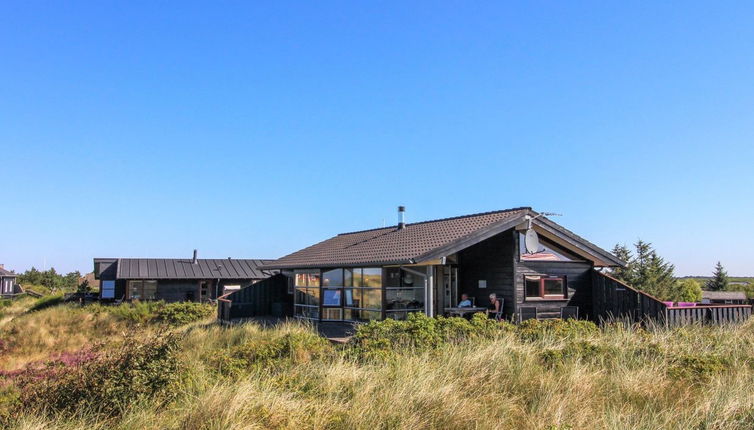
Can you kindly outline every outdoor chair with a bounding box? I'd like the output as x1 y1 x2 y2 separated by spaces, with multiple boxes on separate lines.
560 306 578 320
518 306 537 323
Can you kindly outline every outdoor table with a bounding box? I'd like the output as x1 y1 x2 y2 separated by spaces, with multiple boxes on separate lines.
445 307 488 318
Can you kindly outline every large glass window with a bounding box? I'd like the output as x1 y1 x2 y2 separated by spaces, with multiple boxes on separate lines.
524 275 567 299
127 280 158 300
343 267 383 322
385 268 425 320
294 270 320 319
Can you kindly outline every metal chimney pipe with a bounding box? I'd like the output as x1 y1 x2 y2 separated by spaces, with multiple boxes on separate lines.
192 249 198 264
398 206 406 229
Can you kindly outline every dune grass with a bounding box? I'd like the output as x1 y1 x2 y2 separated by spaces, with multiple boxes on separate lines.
2 305 754 429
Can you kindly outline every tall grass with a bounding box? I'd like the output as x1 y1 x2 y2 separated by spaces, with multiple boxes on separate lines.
2 306 754 429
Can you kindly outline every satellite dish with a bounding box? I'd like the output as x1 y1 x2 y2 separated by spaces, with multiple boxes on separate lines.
524 228 540 254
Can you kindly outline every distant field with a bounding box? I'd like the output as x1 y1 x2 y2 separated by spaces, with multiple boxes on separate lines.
677 276 754 285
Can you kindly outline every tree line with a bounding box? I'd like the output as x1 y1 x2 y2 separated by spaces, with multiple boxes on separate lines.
17 267 83 293
610 240 744 302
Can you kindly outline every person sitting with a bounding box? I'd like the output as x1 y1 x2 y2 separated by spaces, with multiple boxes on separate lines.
457 293 472 308
486 293 502 319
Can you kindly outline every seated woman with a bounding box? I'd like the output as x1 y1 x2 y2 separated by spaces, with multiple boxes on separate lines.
486 293 502 319
457 293 472 308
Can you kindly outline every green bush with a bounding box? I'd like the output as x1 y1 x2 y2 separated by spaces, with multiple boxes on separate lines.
349 312 514 360
27 294 64 312
102 300 166 324
95 301 214 325
214 330 333 375
153 302 214 325
14 333 182 419
540 340 618 367
667 353 730 381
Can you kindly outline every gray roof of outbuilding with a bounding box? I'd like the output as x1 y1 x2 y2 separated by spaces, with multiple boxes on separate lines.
262 207 625 269
0 267 16 277
115 258 275 280
702 291 747 300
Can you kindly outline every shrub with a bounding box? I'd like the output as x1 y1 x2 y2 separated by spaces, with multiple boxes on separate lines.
349 312 514 360
540 340 618 367
27 294 64 312
153 302 214 325
214 329 333 375
12 332 182 418
667 353 730 381
103 300 166 324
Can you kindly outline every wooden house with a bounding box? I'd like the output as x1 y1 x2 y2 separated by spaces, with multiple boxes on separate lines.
0 265 21 298
93 251 275 302
218 207 752 325
702 291 747 305
258 207 625 322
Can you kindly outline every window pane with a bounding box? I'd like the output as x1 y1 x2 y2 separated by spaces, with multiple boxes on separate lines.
362 288 382 309
306 288 320 306
322 269 343 287
351 268 363 287
308 272 321 287
128 281 142 299
543 278 564 296
294 305 305 317
525 276 540 298
295 272 308 287
401 270 419 288
386 288 424 310
344 268 353 287
385 267 401 288
143 281 157 300
323 289 342 306
295 287 308 305
343 308 359 321
360 310 381 321
363 268 382 287
344 288 361 308
302 307 319 319
322 308 342 320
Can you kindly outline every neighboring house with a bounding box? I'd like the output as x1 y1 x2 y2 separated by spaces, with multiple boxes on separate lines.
702 291 747 305
261 207 626 322
93 251 275 302
0 265 21 297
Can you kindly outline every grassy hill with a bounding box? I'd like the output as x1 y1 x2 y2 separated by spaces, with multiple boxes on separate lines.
1 299 754 429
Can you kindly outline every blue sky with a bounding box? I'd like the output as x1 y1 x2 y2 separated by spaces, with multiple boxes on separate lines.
1 2 753 276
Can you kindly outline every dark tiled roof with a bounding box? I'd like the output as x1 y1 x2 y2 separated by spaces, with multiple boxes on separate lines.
115 258 275 280
0 267 15 277
266 208 531 269
702 291 747 301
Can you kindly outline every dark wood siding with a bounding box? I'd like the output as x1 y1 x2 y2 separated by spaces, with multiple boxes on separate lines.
457 230 516 318
515 261 593 318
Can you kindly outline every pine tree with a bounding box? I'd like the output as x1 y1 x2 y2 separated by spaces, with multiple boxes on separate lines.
610 244 634 285
610 239 676 300
706 261 729 291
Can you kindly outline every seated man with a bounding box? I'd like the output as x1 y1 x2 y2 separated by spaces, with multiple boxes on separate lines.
457 293 472 308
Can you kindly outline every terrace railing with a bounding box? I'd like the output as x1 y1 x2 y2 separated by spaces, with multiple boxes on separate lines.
592 270 752 325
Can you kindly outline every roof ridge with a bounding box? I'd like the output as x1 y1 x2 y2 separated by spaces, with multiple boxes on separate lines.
337 207 532 236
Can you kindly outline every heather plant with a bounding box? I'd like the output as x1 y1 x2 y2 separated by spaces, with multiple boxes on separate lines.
11 332 182 419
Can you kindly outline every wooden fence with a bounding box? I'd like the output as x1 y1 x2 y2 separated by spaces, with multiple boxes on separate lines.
592 270 752 325
217 274 290 322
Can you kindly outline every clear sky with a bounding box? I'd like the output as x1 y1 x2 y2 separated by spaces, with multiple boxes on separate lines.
1 2 753 276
